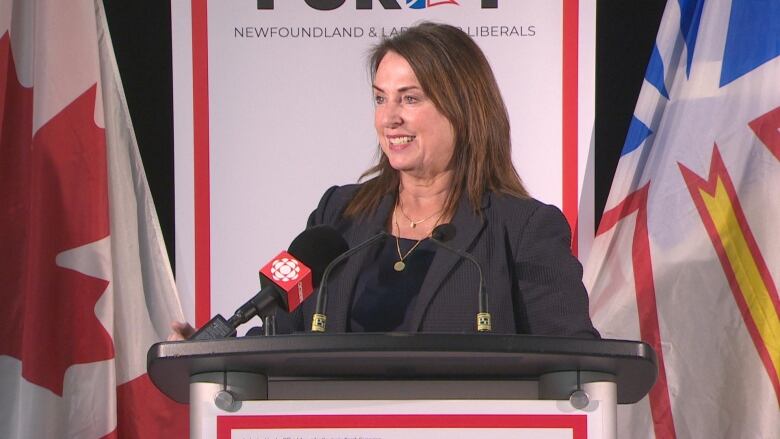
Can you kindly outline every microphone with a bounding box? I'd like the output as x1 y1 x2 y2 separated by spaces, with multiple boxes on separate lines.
190 225 348 340
311 230 388 332
429 224 491 332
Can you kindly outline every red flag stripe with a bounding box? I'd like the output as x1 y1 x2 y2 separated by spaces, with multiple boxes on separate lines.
597 184 678 439
679 145 780 406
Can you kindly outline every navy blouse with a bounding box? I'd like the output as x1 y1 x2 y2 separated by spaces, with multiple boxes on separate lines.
349 237 436 332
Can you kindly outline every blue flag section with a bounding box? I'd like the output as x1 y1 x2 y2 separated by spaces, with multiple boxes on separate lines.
585 0 780 437
721 0 780 85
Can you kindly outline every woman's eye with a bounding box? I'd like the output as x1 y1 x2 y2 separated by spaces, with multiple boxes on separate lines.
374 95 385 105
404 95 419 104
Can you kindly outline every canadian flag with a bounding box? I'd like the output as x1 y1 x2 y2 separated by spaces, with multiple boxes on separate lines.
0 0 188 437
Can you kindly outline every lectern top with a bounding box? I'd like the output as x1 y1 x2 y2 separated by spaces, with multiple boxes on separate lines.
148 333 656 404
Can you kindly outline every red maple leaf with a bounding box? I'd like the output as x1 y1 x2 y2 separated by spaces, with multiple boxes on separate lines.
0 32 114 396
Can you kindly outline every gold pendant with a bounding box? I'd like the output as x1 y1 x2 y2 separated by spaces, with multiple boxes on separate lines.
410 222 416 229
394 261 406 272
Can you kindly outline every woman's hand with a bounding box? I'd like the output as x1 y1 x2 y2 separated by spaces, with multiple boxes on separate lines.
168 321 195 341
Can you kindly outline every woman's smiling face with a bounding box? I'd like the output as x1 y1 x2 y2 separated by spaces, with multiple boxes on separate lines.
373 51 456 180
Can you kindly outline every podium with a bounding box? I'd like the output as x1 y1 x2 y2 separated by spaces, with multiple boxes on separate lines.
148 333 656 439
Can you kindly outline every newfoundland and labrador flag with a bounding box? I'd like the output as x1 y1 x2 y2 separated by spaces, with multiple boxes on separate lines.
584 0 780 438
0 0 187 437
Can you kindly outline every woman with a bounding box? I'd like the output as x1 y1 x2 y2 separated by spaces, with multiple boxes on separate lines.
171 22 598 339
273 22 598 337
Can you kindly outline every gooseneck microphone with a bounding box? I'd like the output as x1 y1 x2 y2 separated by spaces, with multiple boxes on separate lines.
190 225 348 340
311 230 388 332
430 223 492 332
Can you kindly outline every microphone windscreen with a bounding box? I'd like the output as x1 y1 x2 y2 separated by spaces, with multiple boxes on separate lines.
288 225 348 286
431 223 456 242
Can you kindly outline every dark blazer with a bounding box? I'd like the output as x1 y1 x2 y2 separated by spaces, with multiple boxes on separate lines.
276 184 599 338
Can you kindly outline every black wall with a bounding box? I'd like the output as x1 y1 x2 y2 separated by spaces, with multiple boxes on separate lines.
104 0 175 264
103 0 665 270
595 0 665 222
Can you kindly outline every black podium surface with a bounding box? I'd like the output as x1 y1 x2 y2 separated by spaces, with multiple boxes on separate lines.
148 333 656 405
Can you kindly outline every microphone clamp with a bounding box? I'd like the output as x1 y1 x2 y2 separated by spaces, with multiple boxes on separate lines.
311 313 327 332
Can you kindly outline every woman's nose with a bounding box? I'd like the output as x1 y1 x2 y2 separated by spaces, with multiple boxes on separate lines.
381 101 402 127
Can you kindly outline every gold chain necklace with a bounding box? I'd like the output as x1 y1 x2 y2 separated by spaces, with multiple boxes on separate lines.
398 198 442 229
392 204 442 272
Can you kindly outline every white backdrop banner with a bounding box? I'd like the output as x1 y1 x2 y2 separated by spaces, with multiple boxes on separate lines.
171 0 596 327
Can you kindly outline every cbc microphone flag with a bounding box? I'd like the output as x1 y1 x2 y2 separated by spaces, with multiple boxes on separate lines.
0 0 187 437
584 0 780 438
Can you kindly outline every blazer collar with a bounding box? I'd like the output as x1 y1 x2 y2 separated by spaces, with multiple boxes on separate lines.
408 191 489 330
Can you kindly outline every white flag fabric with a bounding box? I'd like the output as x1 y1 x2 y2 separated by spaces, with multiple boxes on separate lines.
584 0 780 437
0 0 188 437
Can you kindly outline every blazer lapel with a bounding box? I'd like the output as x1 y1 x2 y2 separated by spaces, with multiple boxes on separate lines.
409 193 489 330
325 192 396 332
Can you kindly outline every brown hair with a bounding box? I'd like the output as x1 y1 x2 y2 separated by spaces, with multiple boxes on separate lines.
344 22 527 219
